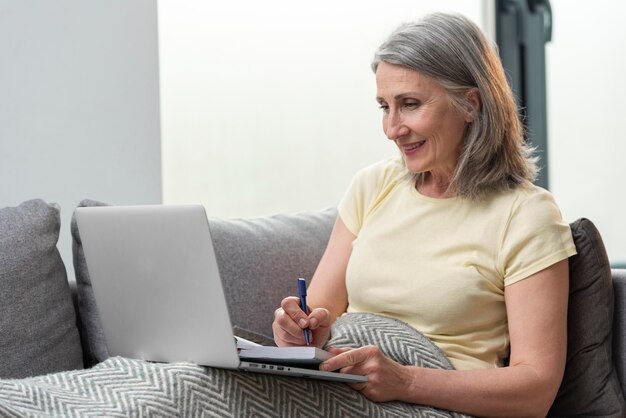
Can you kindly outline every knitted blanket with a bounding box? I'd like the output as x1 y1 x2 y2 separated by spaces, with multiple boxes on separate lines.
0 313 473 417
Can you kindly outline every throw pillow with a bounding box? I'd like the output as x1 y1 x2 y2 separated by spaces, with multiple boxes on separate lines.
548 218 626 417
0 199 83 378
71 199 110 367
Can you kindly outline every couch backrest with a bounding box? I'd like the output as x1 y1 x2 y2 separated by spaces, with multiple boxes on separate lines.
209 208 337 340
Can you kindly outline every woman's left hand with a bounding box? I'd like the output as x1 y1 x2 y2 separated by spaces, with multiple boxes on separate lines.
319 345 413 402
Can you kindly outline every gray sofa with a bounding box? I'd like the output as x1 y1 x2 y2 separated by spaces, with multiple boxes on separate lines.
1 198 626 417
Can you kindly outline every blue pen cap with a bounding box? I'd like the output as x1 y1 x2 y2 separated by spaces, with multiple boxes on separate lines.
298 277 307 296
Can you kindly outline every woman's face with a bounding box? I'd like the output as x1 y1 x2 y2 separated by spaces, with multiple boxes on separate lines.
375 62 472 179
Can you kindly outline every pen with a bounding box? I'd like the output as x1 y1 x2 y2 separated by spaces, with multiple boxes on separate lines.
298 277 311 346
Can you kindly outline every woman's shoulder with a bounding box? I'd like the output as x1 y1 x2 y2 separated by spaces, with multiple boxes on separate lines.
487 182 557 208
488 182 566 229
476 183 565 231
351 156 406 188
339 157 407 235
511 183 560 210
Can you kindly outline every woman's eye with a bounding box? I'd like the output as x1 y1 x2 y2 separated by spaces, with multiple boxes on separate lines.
404 101 420 109
378 104 390 112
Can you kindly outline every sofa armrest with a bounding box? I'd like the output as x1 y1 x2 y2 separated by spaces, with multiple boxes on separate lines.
612 269 626 400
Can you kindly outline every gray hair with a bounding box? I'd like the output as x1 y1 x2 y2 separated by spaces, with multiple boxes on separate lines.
372 12 537 201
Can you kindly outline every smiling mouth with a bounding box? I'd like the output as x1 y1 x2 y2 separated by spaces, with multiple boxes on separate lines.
402 141 426 151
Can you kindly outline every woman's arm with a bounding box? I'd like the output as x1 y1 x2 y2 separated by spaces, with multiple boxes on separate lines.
306 215 354 319
272 216 354 347
321 259 569 418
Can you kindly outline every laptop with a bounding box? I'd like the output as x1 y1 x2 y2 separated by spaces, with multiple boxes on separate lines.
74 204 366 383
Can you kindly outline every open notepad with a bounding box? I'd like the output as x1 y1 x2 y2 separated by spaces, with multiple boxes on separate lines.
235 336 333 366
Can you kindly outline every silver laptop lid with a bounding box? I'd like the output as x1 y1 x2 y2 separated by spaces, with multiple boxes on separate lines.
75 205 240 369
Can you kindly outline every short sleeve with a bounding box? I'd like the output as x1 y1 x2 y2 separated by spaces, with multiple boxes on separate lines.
338 158 405 236
500 187 577 287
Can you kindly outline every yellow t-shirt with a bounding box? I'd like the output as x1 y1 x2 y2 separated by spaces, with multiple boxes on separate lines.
338 157 577 370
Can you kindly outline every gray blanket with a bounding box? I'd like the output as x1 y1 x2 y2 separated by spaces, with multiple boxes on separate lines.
0 313 473 417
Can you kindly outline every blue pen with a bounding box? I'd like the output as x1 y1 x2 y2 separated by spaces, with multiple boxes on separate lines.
298 277 311 346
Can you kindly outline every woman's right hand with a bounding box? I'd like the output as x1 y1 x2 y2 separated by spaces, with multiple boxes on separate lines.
272 296 332 348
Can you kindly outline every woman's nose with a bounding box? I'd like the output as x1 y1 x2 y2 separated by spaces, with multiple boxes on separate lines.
385 112 409 140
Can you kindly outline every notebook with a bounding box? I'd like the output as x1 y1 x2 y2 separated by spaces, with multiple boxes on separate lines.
74 204 366 383
235 336 333 366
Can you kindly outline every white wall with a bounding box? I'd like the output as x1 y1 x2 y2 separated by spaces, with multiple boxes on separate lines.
160 0 625 265
6 0 619 274
0 0 162 279
158 0 486 218
547 0 626 264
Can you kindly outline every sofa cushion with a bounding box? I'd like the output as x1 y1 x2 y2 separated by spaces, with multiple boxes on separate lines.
548 218 626 417
210 208 337 340
71 199 110 367
0 199 83 378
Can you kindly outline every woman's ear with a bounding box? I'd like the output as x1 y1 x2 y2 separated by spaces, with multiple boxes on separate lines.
464 88 481 123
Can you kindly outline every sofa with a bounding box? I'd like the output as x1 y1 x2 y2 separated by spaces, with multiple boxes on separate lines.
1 198 626 417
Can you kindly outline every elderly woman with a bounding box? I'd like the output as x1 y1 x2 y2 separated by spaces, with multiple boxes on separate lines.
273 12 576 417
